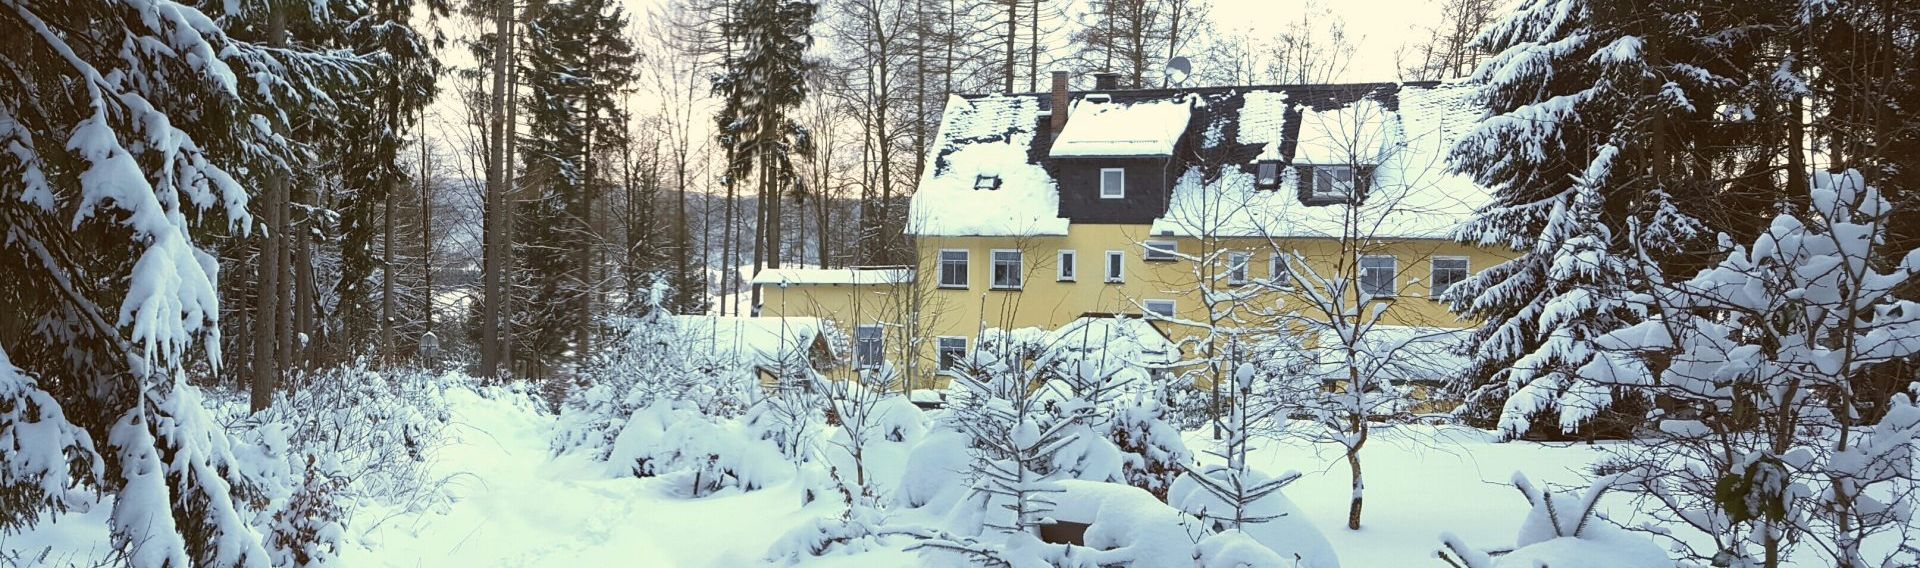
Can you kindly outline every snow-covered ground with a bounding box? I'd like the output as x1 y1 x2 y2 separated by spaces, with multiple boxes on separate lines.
348 390 1614 566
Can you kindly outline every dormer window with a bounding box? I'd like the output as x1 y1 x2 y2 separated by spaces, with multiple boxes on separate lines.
1100 168 1125 199
974 174 1000 191
1311 165 1355 198
1255 161 1282 190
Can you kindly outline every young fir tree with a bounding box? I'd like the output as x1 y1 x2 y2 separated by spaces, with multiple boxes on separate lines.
515 0 637 362
1443 0 1765 439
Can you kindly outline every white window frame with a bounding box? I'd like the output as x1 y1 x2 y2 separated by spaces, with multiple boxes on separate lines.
1255 161 1281 189
990 249 1024 290
1100 168 1126 199
1057 250 1077 281
936 336 967 373
855 325 885 369
1430 256 1470 299
1359 255 1398 297
1227 251 1251 285
1143 299 1176 318
938 249 969 289
1143 240 1178 262
1269 253 1294 288
1311 164 1355 198
1104 251 1125 283
973 174 998 190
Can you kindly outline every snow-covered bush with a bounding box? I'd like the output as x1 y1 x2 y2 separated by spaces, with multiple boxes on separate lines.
606 399 790 497
552 301 746 458
1579 171 1920 566
1170 466 1338 567
1107 394 1193 502
1438 473 1667 568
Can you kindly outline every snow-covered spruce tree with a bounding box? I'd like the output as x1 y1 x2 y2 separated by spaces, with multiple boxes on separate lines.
1437 473 1668 568
712 0 816 311
1582 171 1920 567
515 0 638 364
1446 0 1761 439
0 0 361 564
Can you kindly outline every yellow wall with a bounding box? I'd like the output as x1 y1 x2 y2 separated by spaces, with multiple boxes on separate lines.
758 223 1518 390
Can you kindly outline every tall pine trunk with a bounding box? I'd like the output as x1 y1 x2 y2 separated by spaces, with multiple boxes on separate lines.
251 1 287 413
480 0 512 377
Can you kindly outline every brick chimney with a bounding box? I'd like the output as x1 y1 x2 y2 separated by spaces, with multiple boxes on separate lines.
1050 70 1069 137
1093 72 1120 90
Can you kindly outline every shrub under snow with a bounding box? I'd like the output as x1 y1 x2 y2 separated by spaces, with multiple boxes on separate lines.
606 399 791 497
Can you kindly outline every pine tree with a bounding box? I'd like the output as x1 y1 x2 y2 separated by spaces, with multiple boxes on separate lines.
1444 0 1776 439
713 0 817 313
516 0 638 363
0 0 363 562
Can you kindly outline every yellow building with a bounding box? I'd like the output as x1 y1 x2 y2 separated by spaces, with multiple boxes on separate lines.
755 74 1511 394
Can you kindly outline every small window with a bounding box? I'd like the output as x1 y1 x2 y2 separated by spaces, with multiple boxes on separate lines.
1227 252 1250 285
1359 255 1397 296
937 336 967 372
991 250 1023 289
1431 257 1469 299
1057 250 1077 281
1312 165 1355 198
1270 254 1294 288
938 249 969 289
1144 240 1178 262
973 175 1000 190
1100 168 1125 199
1144 299 1176 318
1255 161 1281 189
856 325 884 368
1105 251 1125 282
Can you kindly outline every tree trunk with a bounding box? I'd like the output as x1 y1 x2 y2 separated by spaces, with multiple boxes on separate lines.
382 156 396 367
251 1 287 413
480 0 512 378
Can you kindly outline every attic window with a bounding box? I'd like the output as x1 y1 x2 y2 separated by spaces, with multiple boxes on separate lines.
974 174 1000 191
1255 161 1282 190
1311 165 1355 198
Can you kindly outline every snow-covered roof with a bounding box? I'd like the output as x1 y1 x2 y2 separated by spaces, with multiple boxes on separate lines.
750 267 914 286
669 316 827 369
1041 316 1178 368
907 95 1070 237
911 81 1490 239
1048 97 1194 157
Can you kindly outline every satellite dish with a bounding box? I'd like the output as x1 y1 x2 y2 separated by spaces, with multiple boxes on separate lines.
1164 56 1193 87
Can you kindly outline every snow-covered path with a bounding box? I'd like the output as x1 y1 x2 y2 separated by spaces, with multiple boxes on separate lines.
344 389 822 567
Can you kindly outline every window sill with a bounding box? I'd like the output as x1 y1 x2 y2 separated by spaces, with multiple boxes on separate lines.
1104 279 1125 284
937 284 969 290
989 286 1024 291
1143 257 1178 263
1057 278 1076 283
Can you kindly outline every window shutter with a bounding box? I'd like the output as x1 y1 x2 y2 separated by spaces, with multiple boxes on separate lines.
1295 165 1313 203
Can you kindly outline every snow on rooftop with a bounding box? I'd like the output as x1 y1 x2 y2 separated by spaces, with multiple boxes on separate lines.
1239 90 1290 160
750 267 914 286
1292 97 1392 165
668 315 826 368
1153 82 1489 239
1048 97 1194 157
908 95 1069 237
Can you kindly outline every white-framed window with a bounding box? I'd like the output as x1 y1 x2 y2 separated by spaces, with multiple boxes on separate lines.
1144 299 1176 318
1431 257 1469 299
1311 165 1355 198
1100 168 1126 199
1255 161 1282 190
1057 250 1077 281
1359 255 1397 296
1269 253 1294 288
991 249 1024 289
973 174 999 190
1105 251 1125 282
1227 252 1250 285
1144 240 1178 261
937 336 967 373
856 325 884 368
938 249 969 289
